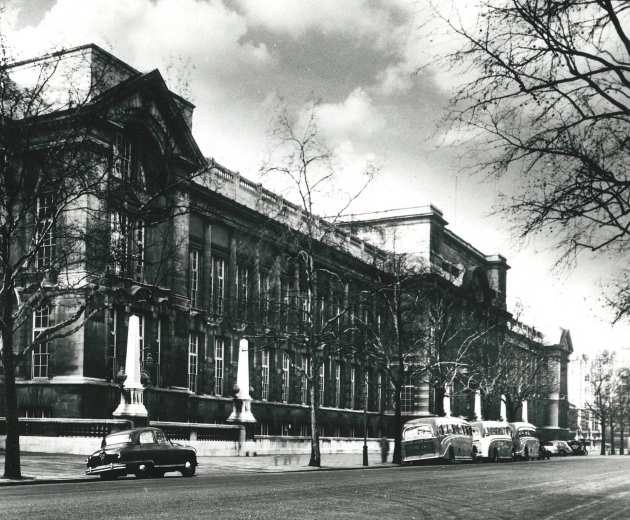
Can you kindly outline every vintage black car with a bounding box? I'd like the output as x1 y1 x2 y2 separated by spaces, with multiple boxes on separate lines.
86 427 197 480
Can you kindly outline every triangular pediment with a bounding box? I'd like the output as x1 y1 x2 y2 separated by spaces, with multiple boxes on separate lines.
92 70 206 170
558 328 573 354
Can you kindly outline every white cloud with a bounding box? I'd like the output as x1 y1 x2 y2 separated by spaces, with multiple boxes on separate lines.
3 0 272 88
305 87 385 143
235 0 394 45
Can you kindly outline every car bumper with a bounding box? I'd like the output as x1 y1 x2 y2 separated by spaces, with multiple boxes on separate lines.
86 462 127 475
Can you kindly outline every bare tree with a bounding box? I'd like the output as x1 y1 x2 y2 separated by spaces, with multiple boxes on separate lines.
440 0 630 319
586 350 615 455
613 366 630 455
363 256 493 463
258 103 377 467
0 43 204 478
471 322 555 422
407 275 494 417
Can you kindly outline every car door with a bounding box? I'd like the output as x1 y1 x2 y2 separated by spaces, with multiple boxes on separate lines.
154 429 178 466
136 429 158 465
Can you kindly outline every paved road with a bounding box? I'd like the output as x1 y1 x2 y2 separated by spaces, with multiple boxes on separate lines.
1 456 628 519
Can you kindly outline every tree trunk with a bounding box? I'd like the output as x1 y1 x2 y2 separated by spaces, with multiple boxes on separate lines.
434 385 445 416
308 382 320 467
601 418 606 455
3 344 21 479
392 379 402 464
610 415 615 455
620 427 625 456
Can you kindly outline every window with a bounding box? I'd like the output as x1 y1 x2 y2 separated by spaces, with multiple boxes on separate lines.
261 349 270 400
236 264 249 319
319 363 325 406
110 212 144 278
211 256 225 315
107 309 118 379
300 354 309 405
214 337 224 396
281 352 290 403
154 429 169 445
134 314 144 365
155 318 162 386
350 366 356 409
377 373 382 411
133 219 145 279
261 273 270 324
32 306 51 378
139 430 155 445
35 195 55 270
281 277 289 331
190 249 199 307
188 333 198 393
401 384 415 413
113 133 132 180
335 362 341 408
110 211 127 274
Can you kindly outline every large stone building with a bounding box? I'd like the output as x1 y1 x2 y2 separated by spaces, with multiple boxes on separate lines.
0 45 570 440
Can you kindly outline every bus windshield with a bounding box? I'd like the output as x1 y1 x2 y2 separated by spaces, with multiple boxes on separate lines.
485 427 510 436
518 429 536 438
403 424 434 440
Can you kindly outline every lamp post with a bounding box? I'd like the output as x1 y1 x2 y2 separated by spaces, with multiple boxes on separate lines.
363 367 368 466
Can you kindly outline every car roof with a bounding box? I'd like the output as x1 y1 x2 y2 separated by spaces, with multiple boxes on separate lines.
404 416 471 427
471 420 510 428
509 422 537 430
106 427 161 437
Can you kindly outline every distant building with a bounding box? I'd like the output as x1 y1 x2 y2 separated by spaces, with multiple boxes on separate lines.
0 44 570 440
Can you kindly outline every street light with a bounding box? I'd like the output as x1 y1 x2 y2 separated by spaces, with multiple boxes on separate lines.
363 367 368 466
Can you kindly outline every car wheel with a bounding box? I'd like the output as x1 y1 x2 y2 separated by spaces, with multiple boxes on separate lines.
134 463 153 479
181 459 196 477
152 468 165 478
447 447 456 465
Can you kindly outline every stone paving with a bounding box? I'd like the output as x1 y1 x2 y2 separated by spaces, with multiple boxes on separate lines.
0 451 393 484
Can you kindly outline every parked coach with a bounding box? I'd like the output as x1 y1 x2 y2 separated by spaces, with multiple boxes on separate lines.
401 417 474 464
470 420 513 462
509 422 540 460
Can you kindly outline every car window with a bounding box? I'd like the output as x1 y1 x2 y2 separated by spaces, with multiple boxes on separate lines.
154 429 171 445
103 432 132 446
138 430 155 445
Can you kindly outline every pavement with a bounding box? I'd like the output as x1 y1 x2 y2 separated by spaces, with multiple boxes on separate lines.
0 450 394 485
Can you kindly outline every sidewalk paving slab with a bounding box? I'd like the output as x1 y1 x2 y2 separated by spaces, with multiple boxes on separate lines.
0 452 395 486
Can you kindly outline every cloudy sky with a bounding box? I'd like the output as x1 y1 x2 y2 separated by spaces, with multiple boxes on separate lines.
3 0 629 359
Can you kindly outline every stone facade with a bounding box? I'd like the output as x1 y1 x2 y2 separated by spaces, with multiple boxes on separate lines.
0 45 570 440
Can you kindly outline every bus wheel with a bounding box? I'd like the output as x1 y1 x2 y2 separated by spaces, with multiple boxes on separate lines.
523 447 530 461
447 447 456 465
471 447 478 463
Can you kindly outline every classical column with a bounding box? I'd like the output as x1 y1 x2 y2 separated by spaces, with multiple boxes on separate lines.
474 390 482 420
500 395 507 421
113 314 148 425
547 357 561 429
522 400 528 423
443 385 452 417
